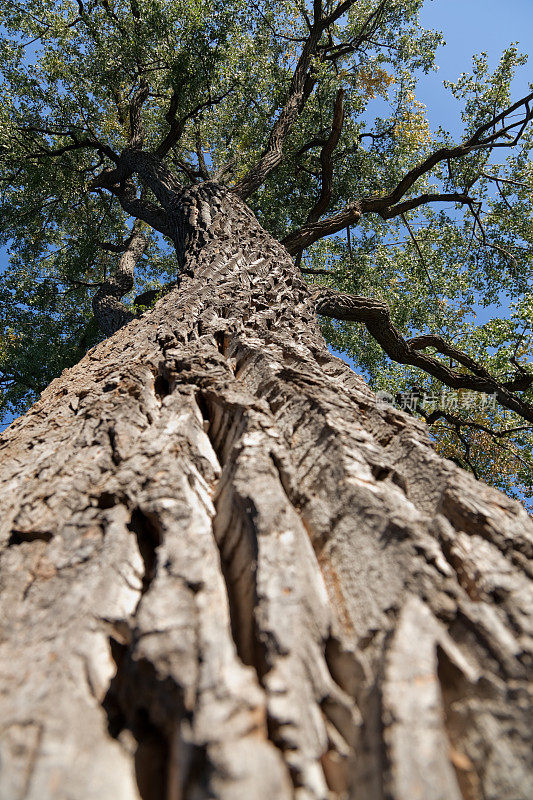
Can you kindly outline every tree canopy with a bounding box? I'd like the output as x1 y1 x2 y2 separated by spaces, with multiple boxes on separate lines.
0 0 532 506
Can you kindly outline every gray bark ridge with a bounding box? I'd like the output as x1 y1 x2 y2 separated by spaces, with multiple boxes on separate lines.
0 184 531 800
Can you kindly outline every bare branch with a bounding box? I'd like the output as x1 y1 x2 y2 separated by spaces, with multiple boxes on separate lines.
15 126 118 163
380 91 533 209
423 408 533 439
213 157 237 181
458 197 520 271
481 172 533 192
0 370 43 393
294 136 327 160
97 239 131 253
173 157 203 183
400 212 446 334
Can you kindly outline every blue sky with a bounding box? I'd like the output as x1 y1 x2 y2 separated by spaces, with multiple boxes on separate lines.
340 0 533 362
418 0 532 134
1 0 532 430
422 0 532 314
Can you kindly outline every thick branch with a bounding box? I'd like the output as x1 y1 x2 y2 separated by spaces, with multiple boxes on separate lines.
305 89 345 224
155 90 233 158
233 1 394 199
90 150 179 237
92 219 147 336
116 193 173 238
133 280 177 309
233 2 358 200
378 192 472 219
93 149 182 209
129 81 149 148
97 238 132 253
409 333 533 392
232 26 321 198
314 288 533 423
375 90 533 211
283 202 362 254
93 180 173 238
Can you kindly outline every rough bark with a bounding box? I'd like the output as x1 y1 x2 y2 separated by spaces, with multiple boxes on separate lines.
0 185 531 800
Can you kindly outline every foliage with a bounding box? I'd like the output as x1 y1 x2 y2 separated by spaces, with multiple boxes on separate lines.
0 0 531 508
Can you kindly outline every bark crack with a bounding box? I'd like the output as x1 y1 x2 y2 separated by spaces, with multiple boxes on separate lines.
127 508 162 597
196 383 363 799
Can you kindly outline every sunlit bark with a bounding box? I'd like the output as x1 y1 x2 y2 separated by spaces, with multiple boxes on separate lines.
0 186 531 800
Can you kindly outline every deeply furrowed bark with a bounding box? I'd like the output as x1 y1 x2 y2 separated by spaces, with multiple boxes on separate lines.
0 185 531 800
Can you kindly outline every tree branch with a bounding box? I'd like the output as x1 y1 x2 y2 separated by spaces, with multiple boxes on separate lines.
195 125 211 180
283 91 533 252
129 81 149 148
233 1 366 199
313 288 533 423
92 219 147 336
305 88 345 224
318 0 389 61
15 126 118 163
90 149 180 237
132 280 177 309
378 192 472 219
282 202 362 254
375 90 533 211
423 407 533 439
481 171 533 192
155 89 233 158
92 180 173 238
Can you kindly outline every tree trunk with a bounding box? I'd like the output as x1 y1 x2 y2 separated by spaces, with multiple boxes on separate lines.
0 185 531 800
